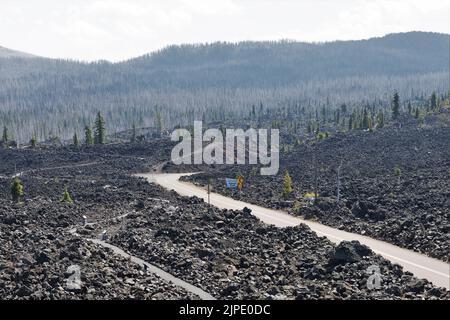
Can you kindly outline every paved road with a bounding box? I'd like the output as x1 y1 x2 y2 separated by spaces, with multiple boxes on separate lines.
68 225 215 300
89 239 216 300
140 172 450 290
0 162 100 180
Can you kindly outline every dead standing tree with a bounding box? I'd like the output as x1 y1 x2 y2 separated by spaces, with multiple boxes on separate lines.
309 143 319 205
336 160 344 208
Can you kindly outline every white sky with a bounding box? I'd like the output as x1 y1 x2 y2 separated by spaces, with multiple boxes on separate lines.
1 0 449 61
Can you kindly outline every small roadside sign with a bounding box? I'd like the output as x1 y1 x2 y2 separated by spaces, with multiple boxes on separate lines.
237 175 244 191
226 178 238 189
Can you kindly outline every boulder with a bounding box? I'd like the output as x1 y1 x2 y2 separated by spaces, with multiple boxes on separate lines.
406 279 426 293
328 241 373 265
351 200 377 218
35 251 51 264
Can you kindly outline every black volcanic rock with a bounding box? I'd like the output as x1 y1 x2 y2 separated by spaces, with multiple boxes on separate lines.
0 138 448 300
328 241 373 266
185 120 450 261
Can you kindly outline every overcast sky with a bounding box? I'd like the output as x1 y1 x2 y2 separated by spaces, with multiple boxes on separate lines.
1 0 449 61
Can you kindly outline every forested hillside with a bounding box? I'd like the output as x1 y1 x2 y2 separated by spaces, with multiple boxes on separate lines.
128 31 449 86
0 31 448 142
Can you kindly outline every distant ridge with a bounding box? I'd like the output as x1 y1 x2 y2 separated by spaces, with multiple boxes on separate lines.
1 31 447 88
0 31 448 63
122 31 450 87
0 31 448 142
0 46 36 58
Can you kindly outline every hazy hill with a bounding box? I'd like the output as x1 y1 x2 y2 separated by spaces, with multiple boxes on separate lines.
0 46 36 59
2 31 448 88
0 31 448 141
125 31 450 88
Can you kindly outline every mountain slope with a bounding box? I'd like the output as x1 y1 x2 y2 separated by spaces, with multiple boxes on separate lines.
1 31 448 88
124 31 450 87
0 31 448 142
0 46 36 58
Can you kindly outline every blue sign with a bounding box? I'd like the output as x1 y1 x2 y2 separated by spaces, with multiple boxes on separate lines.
226 178 238 189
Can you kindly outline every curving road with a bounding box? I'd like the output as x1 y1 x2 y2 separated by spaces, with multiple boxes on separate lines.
89 239 216 300
68 224 215 300
139 172 450 290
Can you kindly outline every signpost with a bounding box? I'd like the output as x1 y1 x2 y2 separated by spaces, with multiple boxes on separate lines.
207 178 211 205
226 176 244 191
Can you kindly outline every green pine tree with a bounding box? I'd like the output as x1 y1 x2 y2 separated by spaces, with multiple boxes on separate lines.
30 134 37 148
11 177 24 203
94 112 106 144
85 126 94 146
73 132 79 146
430 92 437 110
283 170 293 199
392 91 400 120
61 187 73 204
2 126 8 142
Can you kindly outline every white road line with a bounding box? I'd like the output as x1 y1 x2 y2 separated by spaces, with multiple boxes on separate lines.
89 239 216 300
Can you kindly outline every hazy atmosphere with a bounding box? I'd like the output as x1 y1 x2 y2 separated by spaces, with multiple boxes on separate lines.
1 0 449 309
1 0 450 61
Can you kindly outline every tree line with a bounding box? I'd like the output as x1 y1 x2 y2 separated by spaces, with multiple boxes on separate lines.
0 32 449 142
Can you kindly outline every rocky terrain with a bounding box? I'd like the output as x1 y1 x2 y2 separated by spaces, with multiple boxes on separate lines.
0 141 200 299
0 212 196 300
0 138 448 300
184 111 450 262
109 193 448 300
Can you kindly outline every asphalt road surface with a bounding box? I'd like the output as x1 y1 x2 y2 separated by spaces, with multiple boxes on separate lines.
140 172 450 290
